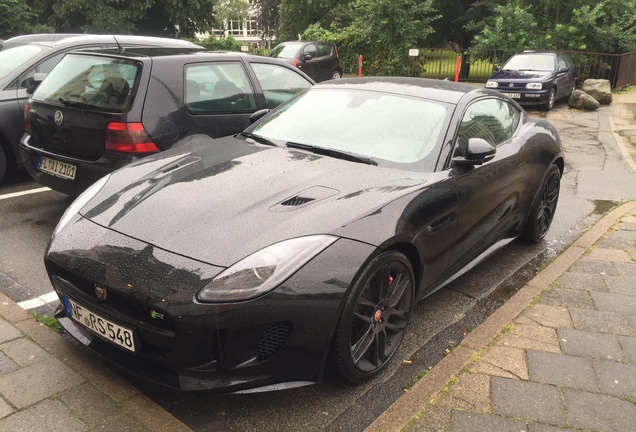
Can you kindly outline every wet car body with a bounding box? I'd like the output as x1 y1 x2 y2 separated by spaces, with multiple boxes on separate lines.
45 78 564 392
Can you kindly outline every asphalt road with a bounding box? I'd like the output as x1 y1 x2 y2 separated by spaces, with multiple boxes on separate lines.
1 101 635 431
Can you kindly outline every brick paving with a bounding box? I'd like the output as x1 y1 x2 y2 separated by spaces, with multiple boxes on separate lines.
401 207 636 432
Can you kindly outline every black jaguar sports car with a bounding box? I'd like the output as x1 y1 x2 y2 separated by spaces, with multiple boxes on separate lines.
45 77 563 393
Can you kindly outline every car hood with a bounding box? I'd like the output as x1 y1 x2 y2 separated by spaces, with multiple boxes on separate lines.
490 69 554 81
81 136 430 267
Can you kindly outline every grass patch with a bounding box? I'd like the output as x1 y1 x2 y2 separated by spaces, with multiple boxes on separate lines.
29 312 64 333
405 366 433 388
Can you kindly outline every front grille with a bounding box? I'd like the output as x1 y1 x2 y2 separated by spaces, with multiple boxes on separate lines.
256 322 291 359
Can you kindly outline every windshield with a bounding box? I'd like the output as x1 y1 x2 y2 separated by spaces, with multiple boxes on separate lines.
0 45 45 80
252 87 450 168
503 54 555 71
32 54 142 113
269 43 302 59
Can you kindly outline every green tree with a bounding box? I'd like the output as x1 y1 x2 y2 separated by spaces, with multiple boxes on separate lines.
277 0 348 42
466 0 636 53
1 0 54 38
252 0 280 43
301 0 439 76
26 0 216 37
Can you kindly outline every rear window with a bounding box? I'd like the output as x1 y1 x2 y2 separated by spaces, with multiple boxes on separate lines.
269 43 301 59
32 54 142 113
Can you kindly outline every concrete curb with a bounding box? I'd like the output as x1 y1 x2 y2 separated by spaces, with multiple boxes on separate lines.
609 92 636 175
365 200 636 432
0 291 191 431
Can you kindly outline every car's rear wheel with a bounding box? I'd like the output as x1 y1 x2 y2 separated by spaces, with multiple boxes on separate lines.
331 70 342 80
544 87 556 110
332 251 414 383
523 164 561 243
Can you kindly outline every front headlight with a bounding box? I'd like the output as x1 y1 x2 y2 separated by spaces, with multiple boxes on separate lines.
526 82 542 90
53 174 111 237
196 235 339 303
485 81 499 88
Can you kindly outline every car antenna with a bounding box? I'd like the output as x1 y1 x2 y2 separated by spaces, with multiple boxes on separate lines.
112 35 124 53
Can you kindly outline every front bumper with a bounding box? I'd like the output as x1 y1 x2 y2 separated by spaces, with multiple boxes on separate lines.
46 216 377 392
494 88 551 106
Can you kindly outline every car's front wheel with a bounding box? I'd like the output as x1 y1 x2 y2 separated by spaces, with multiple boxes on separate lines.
544 87 556 110
523 164 561 243
332 251 414 383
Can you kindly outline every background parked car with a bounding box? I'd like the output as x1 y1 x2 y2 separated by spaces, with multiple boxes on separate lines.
485 51 578 110
20 48 314 196
269 41 342 82
0 34 201 184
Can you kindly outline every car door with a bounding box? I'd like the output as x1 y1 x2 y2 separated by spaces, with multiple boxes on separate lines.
296 43 317 81
555 53 575 98
315 43 335 82
446 97 530 269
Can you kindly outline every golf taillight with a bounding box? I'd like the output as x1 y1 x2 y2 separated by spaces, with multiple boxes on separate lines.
293 58 299 67
24 104 32 133
105 122 159 153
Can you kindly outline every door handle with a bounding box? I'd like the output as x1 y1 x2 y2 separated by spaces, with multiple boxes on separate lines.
426 215 453 233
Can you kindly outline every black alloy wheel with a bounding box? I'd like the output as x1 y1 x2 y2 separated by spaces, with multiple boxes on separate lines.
332 251 415 383
0 146 6 184
523 164 561 243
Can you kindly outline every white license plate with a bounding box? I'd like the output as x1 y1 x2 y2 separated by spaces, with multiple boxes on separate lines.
66 297 135 352
503 92 521 99
38 156 76 180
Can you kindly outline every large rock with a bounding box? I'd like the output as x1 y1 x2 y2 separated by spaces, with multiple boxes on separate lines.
582 79 612 105
568 90 600 111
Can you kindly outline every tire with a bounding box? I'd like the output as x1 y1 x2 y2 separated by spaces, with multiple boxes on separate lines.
544 87 556 111
0 145 7 184
522 164 561 243
331 70 342 80
332 251 415 383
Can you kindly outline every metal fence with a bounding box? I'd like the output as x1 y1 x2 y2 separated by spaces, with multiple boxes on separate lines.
406 48 636 88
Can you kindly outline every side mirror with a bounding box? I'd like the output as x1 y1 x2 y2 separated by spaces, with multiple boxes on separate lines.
303 54 313 61
26 72 48 95
557 66 569 75
494 65 502 72
452 138 496 166
249 108 270 124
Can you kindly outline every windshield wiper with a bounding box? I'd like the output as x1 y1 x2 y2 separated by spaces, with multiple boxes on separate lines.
241 132 278 147
286 142 378 166
58 97 100 109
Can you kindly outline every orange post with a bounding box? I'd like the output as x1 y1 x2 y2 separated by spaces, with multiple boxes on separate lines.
454 55 462 82
358 55 363 77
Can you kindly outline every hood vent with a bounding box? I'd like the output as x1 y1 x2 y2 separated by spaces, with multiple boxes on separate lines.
270 186 340 212
281 196 315 207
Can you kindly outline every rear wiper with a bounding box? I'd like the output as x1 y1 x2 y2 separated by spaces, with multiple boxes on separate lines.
58 97 100 109
241 132 279 147
286 142 378 166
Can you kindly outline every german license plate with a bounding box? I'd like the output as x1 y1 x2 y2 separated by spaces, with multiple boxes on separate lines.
38 156 76 180
64 296 135 352
503 92 521 99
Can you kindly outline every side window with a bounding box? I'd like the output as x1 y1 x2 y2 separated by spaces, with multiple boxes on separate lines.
302 43 317 58
455 99 521 155
317 43 332 57
185 62 257 114
564 54 576 69
251 63 312 108
18 53 65 88
557 54 567 70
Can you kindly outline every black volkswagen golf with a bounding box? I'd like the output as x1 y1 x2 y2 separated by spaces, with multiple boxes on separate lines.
19 48 314 196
